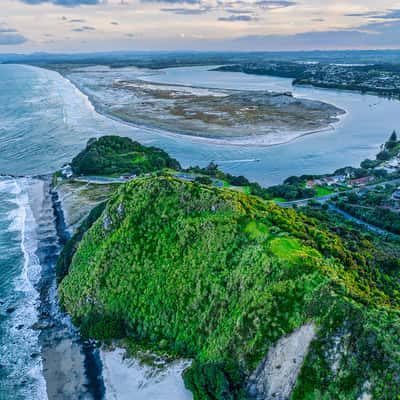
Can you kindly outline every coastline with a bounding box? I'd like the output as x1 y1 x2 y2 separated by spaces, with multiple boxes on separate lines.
48 176 192 400
51 66 346 148
36 175 104 400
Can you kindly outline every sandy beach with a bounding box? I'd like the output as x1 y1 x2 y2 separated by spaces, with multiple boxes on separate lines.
100 347 193 400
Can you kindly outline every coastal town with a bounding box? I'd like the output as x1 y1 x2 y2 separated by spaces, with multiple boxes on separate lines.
217 62 400 98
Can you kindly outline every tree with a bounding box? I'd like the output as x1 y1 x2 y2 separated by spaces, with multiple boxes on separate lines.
229 175 250 186
195 176 212 185
386 131 398 150
360 159 380 169
206 162 219 176
376 150 391 161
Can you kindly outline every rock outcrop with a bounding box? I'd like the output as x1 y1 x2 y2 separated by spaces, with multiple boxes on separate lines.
247 323 316 400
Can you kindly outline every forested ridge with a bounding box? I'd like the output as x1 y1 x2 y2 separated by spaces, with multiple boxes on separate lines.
58 176 400 399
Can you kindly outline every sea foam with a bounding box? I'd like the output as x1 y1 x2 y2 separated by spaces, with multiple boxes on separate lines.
0 178 48 400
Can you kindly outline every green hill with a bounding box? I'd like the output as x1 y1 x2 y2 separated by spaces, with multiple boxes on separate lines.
71 135 181 176
58 176 400 399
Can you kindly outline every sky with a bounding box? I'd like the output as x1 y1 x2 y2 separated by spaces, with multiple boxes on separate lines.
1 0 400 52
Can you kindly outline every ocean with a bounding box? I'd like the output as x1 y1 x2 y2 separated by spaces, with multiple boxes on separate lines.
0 177 47 399
0 64 98 400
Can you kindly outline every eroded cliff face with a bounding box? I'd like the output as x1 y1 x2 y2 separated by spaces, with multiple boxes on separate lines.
247 323 316 400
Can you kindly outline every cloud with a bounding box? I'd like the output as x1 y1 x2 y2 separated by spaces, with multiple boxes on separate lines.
345 9 400 20
345 11 378 18
235 19 400 50
225 8 254 14
19 0 103 6
371 9 400 20
255 0 296 9
0 27 27 45
219 14 256 21
161 6 211 14
142 0 200 4
71 25 96 31
0 28 18 33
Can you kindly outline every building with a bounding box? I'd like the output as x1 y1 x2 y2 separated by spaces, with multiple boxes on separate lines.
306 175 346 189
348 176 375 187
60 164 73 179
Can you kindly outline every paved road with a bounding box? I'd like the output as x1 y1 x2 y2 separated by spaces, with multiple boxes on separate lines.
327 204 394 237
277 178 400 208
73 176 131 184
276 178 400 237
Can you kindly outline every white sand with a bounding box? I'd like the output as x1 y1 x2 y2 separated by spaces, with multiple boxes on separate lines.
100 348 193 400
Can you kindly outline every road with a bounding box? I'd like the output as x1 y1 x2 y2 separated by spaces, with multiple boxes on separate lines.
73 176 132 184
327 204 395 237
277 178 400 208
277 178 400 237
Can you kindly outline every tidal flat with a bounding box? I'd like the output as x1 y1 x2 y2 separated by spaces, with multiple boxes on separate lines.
59 65 345 143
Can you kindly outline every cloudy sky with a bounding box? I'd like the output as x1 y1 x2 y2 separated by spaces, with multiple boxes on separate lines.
1 0 400 52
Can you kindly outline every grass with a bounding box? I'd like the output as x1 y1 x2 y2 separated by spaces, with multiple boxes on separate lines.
273 197 288 203
229 185 251 195
315 186 334 197
244 220 270 239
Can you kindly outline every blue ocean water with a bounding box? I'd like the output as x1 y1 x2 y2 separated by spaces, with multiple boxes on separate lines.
0 178 47 400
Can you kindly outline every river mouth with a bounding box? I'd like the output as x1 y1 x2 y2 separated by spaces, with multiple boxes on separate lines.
1 63 399 186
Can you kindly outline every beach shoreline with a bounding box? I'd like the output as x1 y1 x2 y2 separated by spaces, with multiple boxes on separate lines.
46 176 193 400
35 175 104 400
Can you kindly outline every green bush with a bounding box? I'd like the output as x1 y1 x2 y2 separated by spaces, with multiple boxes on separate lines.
183 361 245 400
71 136 181 176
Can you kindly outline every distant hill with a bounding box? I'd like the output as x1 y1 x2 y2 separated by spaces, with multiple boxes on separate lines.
59 176 400 400
4 49 400 68
70 135 181 176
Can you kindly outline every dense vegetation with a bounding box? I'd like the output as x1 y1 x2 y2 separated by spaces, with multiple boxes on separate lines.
71 135 181 176
335 186 400 235
185 163 317 200
56 201 106 282
59 176 400 399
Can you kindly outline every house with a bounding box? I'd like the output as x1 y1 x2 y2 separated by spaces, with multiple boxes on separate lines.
330 175 346 183
306 179 323 188
61 164 73 179
306 180 317 188
348 176 375 186
306 175 346 189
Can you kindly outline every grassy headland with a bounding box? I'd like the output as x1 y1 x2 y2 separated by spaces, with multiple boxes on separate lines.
58 173 400 399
